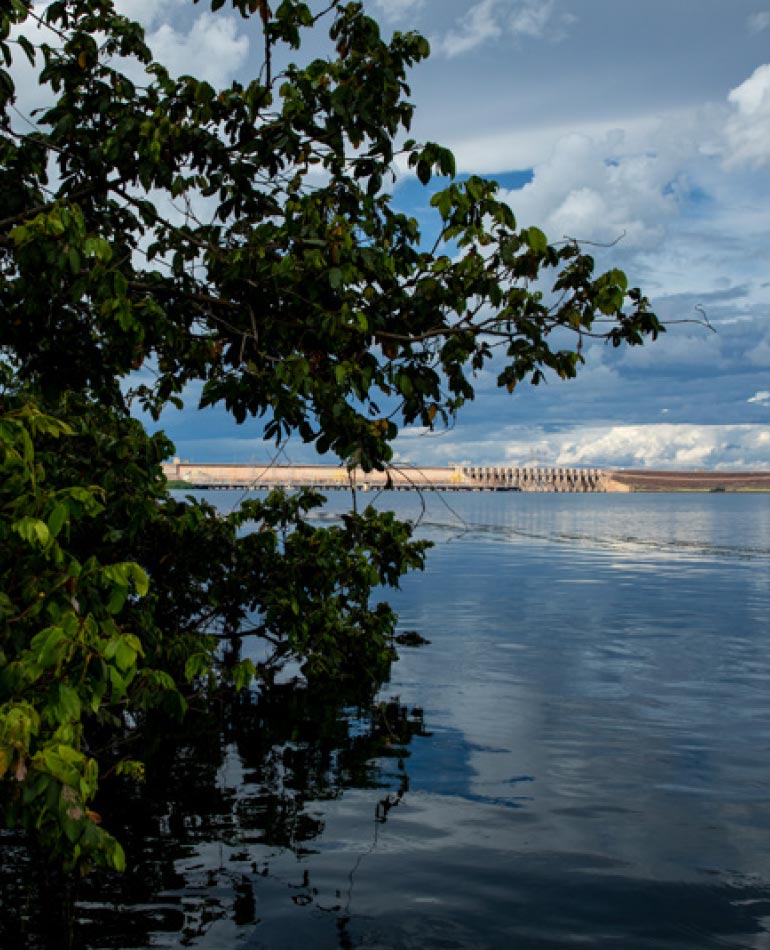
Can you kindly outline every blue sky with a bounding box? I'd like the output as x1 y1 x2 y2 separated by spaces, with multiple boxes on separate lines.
111 2 770 468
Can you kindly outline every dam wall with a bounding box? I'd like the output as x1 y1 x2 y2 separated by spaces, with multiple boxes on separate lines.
162 461 616 492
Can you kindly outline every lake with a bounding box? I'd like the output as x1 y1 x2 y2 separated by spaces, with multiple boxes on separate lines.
4 491 770 949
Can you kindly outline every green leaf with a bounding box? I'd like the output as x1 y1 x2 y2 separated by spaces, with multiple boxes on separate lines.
30 626 68 669
47 503 68 538
184 653 210 681
606 268 628 292
51 683 81 722
109 666 127 700
36 745 83 786
107 587 127 615
525 226 548 254
126 564 148 596
432 189 452 219
13 517 51 548
107 837 126 873
17 35 36 66
103 562 149 597
114 638 137 672
229 659 256 691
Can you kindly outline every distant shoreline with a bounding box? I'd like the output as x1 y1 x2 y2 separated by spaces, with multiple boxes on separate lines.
609 470 770 492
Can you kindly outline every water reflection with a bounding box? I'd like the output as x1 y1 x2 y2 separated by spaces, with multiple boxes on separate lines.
308 490 770 563
4 492 770 948
0 684 427 950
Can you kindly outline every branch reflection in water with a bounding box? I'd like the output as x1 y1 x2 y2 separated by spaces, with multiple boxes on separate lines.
0 678 428 950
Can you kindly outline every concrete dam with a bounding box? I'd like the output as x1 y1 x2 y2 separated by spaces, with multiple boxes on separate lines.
163 461 628 493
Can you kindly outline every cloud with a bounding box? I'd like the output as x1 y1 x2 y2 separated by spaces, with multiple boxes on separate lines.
10 3 248 117
433 0 502 57
746 338 770 367
508 0 575 40
433 0 574 58
555 425 770 470
551 425 723 468
8 3 59 119
470 60 770 313
748 11 770 33
619 328 722 371
369 0 426 22
147 13 249 87
728 63 770 114
113 0 185 30
499 131 683 249
394 424 770 470
724 63 770 168
748 391 770 405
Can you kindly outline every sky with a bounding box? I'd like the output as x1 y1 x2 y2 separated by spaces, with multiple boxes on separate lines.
46 1 770 468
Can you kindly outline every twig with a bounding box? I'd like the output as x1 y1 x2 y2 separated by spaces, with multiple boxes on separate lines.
694 305 717 333
558 230 627 248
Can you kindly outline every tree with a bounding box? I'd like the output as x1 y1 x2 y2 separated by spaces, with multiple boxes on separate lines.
0 0 662 873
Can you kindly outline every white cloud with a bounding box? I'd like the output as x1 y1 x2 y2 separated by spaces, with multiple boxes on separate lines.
507 424 770 470
508 0 575 40
728 62 770 113
8 3 55 120
724 63 770 168
575 425 770 469
500 131 682 249
392 422 770 470
748 390 770 404
553 425 716 468
748 11 770 33
113 0 185 30
370 0 426 22
453 59 770 306
10 3 248 116
434 0 502 58
147 13 249 87
433 0 574 58
445 112 665 174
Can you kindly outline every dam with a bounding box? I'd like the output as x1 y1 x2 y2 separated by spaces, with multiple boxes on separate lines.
162 461 625 493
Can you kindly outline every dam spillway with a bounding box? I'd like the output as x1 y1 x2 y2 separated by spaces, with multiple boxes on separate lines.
162 461 622 493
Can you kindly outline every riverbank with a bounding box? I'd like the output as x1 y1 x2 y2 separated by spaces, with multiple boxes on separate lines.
610 470 770 492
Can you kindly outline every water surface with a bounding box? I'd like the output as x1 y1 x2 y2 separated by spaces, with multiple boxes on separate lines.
5 491 770 948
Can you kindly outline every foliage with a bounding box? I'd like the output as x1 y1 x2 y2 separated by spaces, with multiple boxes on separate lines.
0 394 426 872
0 0 662 872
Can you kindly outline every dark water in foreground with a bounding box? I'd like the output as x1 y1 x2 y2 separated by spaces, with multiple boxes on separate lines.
4 491 770 949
